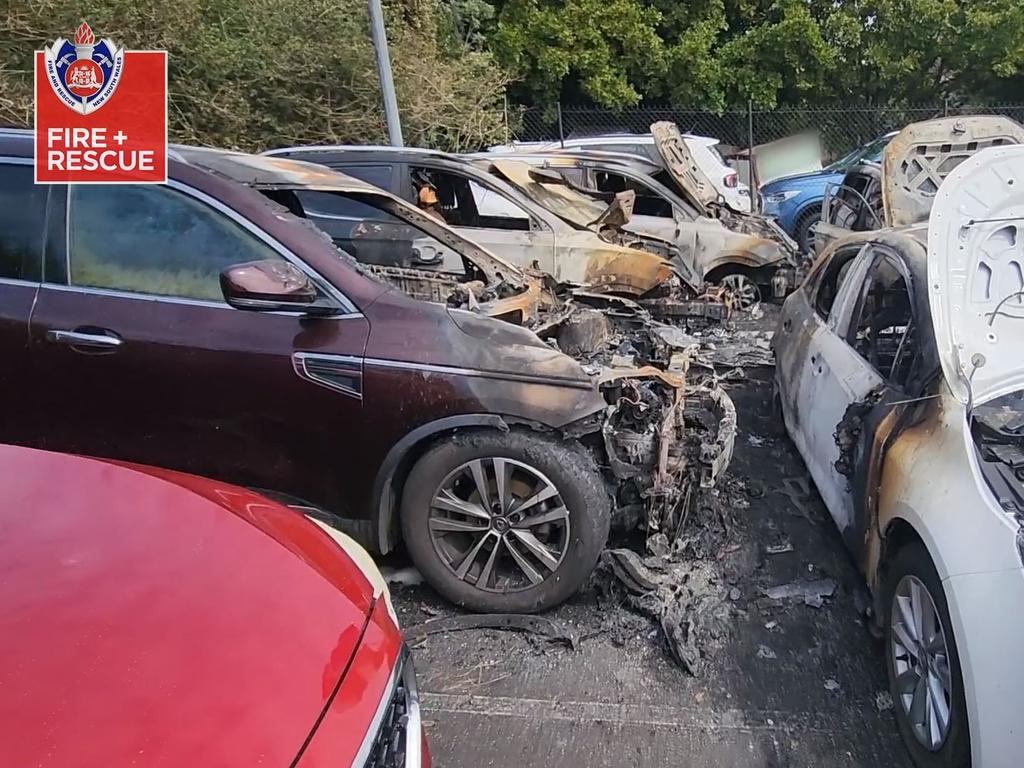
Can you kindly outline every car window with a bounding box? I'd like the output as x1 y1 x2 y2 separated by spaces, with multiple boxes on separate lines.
468 181 530 222
0 163 47 280
813 245 862 320
293 189 467 273
410 167 531 231
845 255 917 385
333 164 393 190
68 184 283 301
294 189 392 221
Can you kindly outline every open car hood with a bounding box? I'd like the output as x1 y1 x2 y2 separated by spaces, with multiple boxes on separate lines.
650 121 718 213
884 116 1024 229
928 144 1024 404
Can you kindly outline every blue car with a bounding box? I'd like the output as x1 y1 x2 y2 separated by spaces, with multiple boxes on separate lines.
759 133 896 251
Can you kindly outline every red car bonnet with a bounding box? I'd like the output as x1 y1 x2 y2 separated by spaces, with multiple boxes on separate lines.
0 445 377 767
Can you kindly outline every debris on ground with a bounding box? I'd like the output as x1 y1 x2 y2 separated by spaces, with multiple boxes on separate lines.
876 691 895 711
757 644 777 660
779 476 817 521
765 541 794 555
824 678 842 693
762 578 837 607
599 548 731 675
405 613 579 650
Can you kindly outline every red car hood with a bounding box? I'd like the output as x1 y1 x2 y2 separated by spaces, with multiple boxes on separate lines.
0 445 376 768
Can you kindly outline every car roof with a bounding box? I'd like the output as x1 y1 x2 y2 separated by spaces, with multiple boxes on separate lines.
174 145 385 192
473 149 663 175
264 144 455 163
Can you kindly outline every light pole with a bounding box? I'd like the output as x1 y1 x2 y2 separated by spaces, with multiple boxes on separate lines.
368 0 403 146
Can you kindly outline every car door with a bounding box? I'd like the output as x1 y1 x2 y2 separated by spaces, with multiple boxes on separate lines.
28 180 370 512
0 158 48 447
410 164 558 274
796 245 919 541
792 245 885 533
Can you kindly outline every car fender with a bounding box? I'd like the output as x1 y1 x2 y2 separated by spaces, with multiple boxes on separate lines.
702 240 789 277
371 413 572 554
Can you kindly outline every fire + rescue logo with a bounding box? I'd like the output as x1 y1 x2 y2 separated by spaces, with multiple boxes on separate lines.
43 22 125 115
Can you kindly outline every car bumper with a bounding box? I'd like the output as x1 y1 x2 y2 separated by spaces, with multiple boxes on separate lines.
944 567 1024 767
296 598 430 768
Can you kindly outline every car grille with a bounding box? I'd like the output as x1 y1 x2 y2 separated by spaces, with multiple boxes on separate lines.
363 648 422 768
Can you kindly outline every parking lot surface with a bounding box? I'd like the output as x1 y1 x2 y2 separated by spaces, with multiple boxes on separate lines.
392 368 915 767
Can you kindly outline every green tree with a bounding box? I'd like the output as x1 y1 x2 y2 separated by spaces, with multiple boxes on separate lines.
492 0 668 108
0 0 512 151
488 0 1024 109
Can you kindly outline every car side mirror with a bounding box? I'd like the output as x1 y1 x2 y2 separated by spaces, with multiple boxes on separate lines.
220 260 334 315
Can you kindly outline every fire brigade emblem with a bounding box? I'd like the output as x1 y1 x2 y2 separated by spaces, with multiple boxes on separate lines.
43 22 125 115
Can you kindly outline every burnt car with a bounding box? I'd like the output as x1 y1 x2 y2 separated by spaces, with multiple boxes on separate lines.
0 130 734 613
260 144 711 294
473 153 796 308
774 146 1024 767
813 116 1024 254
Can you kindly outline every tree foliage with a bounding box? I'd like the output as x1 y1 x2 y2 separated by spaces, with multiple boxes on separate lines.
489 0 1024 109
0 0 511 151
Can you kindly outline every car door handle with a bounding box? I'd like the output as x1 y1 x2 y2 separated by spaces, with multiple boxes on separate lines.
46 328 124 352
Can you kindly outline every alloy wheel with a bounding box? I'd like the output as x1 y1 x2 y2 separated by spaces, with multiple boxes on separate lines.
890 574 953 751
720 273 761 310
427 458 570 592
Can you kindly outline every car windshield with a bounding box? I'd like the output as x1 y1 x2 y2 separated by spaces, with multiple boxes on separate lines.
827 135 893 171
491 162 609 229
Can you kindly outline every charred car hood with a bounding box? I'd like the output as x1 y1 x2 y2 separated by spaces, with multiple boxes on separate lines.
884 116 1024 229
0 446 376 768
928 144 1024 404
651 121 720 213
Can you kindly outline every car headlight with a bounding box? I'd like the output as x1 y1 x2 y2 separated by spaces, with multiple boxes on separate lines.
764 190 802 204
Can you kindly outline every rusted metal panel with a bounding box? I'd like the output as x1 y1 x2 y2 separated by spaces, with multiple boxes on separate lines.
882 116 1024 228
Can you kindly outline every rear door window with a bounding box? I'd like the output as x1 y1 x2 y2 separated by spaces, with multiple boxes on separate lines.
0 163 47 281
332 164 394 191
68 184 283 301
844 253 918 386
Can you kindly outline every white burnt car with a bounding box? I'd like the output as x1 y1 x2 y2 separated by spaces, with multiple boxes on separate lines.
774 145 1024 768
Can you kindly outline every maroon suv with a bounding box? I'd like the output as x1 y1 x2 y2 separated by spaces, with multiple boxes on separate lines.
1 131 735 612
0 130 620 612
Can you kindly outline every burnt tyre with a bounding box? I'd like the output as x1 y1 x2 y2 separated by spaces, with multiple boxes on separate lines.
718 272 761 310
401 430 610 613
883 543 970 768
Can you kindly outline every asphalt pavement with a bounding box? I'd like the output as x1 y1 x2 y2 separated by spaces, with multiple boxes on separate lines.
391 368 915 768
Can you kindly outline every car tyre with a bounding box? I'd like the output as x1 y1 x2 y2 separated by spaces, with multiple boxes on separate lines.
401 429 611 613
883 543 970 768
794 207 821 254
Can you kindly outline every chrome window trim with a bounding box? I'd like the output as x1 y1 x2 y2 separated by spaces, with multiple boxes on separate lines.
365 356 594 390
38 282 364 319
61 178 360 315
0 276 38 287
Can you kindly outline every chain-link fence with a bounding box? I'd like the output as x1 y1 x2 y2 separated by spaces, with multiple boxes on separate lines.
505 102 1024 163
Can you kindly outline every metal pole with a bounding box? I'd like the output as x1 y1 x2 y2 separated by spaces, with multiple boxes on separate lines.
747 100 757 212
504 94 510 145
368 0 403 146
557 101 565 147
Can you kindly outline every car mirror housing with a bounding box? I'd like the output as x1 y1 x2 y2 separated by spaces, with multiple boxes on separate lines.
220 260 336 315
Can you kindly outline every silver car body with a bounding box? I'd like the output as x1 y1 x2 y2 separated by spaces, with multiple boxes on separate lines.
775 145 1024 766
